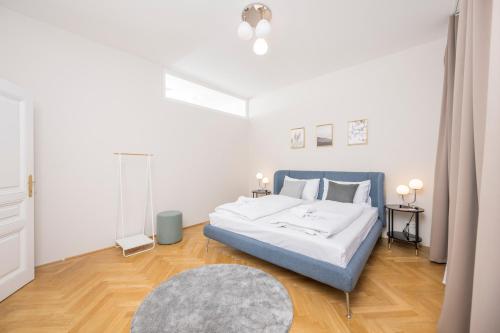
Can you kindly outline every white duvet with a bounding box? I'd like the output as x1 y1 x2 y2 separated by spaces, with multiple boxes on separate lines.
215 195 303 221
269 200 365 237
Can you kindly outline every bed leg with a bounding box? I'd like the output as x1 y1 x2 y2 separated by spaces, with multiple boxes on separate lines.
206 239 210 253
345 292 352 319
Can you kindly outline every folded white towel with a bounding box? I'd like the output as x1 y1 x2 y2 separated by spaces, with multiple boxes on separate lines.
290 205 316 218
215 195 303 221
271 221 319 236
270 201 365 238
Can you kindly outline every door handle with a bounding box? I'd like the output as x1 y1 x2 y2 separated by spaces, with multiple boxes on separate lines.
28 175 34 198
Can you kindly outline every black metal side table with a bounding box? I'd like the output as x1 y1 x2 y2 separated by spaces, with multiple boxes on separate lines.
385 204 424 255
252 189 271 198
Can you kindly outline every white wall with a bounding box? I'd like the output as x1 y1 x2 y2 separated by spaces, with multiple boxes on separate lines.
249 39 446 246
0 4 445 264
0 7 249 265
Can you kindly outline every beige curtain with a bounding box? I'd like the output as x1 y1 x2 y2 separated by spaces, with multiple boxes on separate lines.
429 15 457 263
431 0 500 332
469 1 500 331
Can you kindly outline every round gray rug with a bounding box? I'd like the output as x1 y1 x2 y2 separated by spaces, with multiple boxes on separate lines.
131 264 293 333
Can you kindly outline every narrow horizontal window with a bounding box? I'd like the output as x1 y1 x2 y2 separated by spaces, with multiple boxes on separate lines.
164 73 247 117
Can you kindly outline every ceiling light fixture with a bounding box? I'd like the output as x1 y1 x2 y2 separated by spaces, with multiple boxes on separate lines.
237 3 272 55
255 18 271 38
237 21 253 41
253 38 268 55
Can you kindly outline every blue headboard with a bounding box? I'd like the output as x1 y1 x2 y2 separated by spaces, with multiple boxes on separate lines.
274 170 385 225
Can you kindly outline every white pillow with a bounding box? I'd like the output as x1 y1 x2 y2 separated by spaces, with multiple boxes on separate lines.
284 176 320 201
322 178 371 204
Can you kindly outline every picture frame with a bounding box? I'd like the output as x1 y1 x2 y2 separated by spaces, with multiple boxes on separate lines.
348 119 368 145
316 124 334 147
290 127 305 149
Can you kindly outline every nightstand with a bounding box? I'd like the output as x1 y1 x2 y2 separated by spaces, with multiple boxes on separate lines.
385 204 424 255
252 189 271 198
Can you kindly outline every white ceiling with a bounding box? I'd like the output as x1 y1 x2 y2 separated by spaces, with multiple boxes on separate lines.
0 0 455 98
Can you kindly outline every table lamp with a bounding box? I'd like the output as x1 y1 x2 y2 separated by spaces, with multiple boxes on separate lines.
396 185 410 206
396 179 423 207
256 172 263 189
262 177 269 190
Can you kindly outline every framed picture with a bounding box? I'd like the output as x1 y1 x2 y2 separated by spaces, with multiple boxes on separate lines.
290 127 305 149
316 124 333 147
348 119 368 145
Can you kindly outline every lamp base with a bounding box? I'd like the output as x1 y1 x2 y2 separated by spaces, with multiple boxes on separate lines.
399 203 419 210
400 191 419 209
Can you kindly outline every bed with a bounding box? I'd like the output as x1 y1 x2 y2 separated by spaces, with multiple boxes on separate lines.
203 170 385 318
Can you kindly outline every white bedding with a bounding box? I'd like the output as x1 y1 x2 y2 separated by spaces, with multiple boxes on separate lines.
214 194 303 220
269 200 365 238
209 204 378 268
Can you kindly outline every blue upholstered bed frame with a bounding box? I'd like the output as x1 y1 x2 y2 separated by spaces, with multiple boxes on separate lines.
204 170 385 318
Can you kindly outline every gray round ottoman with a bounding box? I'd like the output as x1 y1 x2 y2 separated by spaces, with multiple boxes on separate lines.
157 210 182 245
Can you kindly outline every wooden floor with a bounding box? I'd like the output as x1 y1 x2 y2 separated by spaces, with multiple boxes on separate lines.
0 224 445 333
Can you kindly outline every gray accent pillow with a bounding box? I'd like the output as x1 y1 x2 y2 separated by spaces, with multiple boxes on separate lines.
279 180 306 198
325 181 359 203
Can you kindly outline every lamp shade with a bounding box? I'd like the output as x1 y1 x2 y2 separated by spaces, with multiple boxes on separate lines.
253 38 268 55
255 19 271 37
237 21 253 41
409 178 423 190
262 177 269 184
255 172 263 180
396 185 410 195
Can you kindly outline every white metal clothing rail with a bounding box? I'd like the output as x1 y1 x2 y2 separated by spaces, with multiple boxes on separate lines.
115 152 155 257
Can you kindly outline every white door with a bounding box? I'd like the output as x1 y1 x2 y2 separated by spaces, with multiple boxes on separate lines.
0 79 34 301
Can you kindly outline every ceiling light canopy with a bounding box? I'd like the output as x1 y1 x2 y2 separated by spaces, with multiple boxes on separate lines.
237 3 272 55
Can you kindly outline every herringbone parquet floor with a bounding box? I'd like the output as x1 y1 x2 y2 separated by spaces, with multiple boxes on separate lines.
0 224 445 333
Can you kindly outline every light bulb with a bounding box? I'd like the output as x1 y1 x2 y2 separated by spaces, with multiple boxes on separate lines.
237 21 253 41
255 172 263 180
409 179 423 190
262 177 269 184
255 19 271 38
253 38 268 55
396 185 410 195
